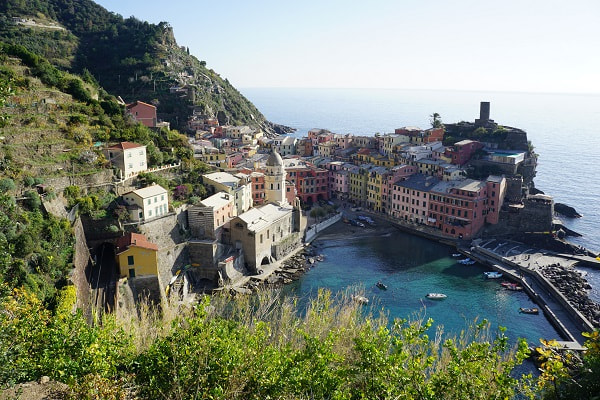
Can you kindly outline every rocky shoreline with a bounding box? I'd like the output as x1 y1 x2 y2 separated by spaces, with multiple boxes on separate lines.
539 263 600 327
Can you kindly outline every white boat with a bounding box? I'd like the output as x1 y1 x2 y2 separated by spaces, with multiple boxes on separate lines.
452 253 462 257
426 293 447 300
457 258 472 264
484 271 503 279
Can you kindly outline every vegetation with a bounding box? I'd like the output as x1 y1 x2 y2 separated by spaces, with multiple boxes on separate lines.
0 287 546 399
430 112 442 128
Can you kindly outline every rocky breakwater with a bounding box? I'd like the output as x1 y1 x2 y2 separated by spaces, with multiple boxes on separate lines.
235 245 324 293
539 263 600 327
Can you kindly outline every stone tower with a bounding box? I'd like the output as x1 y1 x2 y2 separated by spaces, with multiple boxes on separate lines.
264 150 287 206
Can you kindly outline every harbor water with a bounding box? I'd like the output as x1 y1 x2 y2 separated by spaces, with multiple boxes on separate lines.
283 228 561 345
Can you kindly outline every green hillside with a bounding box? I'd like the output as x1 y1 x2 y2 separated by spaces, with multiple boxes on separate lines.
0 0 277 131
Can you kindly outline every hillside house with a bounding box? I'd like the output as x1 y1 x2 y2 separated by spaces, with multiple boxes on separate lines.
122 184 169 222
106 141 147 179
126 101 157 128
115 232 158 278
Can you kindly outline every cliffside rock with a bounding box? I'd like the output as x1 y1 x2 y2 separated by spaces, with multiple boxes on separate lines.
555 203 582 218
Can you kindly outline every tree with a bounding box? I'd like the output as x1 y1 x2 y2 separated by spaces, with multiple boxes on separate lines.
430 112 443 128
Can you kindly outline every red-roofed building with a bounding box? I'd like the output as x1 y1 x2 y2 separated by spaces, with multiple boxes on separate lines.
126 101 157 128
115 232 158 278
106 142 147 179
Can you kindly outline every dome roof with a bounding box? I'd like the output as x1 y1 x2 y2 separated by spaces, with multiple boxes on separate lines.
266 150 283 167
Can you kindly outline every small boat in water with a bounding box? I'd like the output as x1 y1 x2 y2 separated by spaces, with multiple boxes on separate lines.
452 253 462 257
519 307 539 314
484 271 503 279
376 281 388 290
457 258 472 264
501 282 523 291
426 293 447 300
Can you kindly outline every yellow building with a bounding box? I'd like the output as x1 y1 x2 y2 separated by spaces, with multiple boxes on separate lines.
349 167 368 206
366 167 388 212
115 232 158 278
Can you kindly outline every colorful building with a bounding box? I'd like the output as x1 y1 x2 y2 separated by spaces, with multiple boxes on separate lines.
391 175 439 223
126 101 157 128
445 139 484 166
115 232 158 278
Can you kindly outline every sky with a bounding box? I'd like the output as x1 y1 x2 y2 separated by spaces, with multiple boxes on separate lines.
93 0 600 94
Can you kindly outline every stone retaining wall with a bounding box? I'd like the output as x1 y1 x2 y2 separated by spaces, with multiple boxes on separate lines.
305 213 342 242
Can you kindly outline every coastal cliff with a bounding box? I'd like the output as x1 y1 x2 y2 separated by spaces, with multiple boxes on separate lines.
0 0 289 134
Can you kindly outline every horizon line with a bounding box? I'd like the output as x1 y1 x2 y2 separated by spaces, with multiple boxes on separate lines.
238 86 600 97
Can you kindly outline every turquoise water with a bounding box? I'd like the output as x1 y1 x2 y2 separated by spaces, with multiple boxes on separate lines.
284 229 561 345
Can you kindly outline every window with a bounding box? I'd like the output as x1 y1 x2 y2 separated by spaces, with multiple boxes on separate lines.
161 195 164 201
154 197 157 203
128 255 134 265
147 199 151 205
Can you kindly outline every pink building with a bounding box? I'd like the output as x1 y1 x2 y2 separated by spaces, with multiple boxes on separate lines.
126 101 157 128
427 178 494 239
383 165 418 214
391 175 438 224
485 175 506 224
445 140 484 166
249 172 266 205
285 181 297 205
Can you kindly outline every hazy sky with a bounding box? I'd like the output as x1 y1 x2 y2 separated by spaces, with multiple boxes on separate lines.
93 0 599 94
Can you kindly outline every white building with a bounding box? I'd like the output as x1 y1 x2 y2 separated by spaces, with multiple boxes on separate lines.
106 142 147 179
203 171 253 216
122 184 169 222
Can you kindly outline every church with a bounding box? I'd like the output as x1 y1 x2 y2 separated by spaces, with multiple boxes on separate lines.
229 150 306 272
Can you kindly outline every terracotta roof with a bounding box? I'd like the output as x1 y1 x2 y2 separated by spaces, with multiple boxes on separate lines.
116 232 158 253
108 141 144 150
126 100 156 109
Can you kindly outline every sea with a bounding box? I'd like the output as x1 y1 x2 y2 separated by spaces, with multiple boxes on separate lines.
241 88 600 345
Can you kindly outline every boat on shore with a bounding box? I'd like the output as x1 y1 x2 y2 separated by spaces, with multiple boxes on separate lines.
519 307 539 314
426 293 447 300
376 281 388 290
484 271 503 279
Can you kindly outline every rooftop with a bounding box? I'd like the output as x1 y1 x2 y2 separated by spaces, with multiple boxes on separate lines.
127 184 167 199
108 141 144 150
394 174 439 191
116 232 158 253
200 192 233 209
237 203 293 232
204 171 241 187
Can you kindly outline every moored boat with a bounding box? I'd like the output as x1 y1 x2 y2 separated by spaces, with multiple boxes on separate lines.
484 271 503 279
426 293 447 300
376 281 388 290
519 307 539 314
452 253 462 257
501 282 523 291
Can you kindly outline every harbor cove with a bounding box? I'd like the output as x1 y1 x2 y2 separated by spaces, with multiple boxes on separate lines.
284 223 562 346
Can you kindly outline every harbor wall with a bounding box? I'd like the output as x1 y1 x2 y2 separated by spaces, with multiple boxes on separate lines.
472 246 594 335
305 213 342 243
